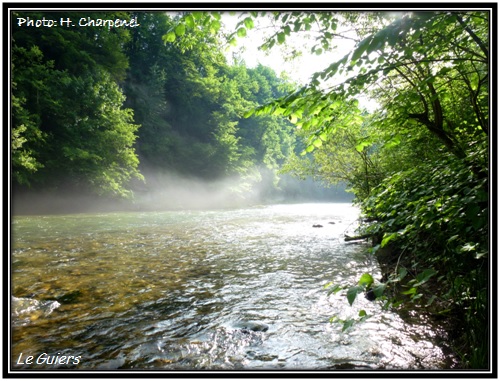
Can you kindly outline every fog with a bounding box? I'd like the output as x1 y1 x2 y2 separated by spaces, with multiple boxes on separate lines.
12 170 353 215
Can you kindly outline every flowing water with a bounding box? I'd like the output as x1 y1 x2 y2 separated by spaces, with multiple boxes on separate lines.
10 203 453 371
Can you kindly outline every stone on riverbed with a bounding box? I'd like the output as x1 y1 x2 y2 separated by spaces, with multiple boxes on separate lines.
231 321 269 333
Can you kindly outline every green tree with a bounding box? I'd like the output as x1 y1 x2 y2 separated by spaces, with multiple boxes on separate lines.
281 108 387 201
12 11 142 197
133 12 300 196
11 47 47 186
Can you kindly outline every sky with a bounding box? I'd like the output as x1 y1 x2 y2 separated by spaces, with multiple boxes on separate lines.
221 12 355 85
220 12 379 111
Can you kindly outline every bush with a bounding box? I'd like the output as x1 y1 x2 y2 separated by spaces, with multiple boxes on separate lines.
357 145 488 369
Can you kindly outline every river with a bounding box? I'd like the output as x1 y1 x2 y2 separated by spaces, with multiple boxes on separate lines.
10 203 453 371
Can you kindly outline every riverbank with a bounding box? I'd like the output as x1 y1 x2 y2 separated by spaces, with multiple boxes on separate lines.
373 243 468 369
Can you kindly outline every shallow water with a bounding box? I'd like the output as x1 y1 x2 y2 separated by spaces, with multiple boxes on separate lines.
11 203 452 370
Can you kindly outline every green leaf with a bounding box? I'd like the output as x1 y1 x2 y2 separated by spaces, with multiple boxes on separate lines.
347 286 362 306
358 273 374 288
174 24 186 37
372 284 386 298
368 28 388 52
243 109 255 118
237 27 247 37
184 14 195 28
342 319 356 332
401 287 417 295
312 138 323 148
369 244 381 255
210 11 221 20
385 135 401 149
381 232 398 248
192 12 203 20
351 35 373 63
358 309 367 317
326 284 344 295
244 17 254 29
210 20 221 33
277 32 286 44
413 268 437 287
355 141 370 152
425 295 437 307
397 267 407 281
162 32 176 43
329 316 340 324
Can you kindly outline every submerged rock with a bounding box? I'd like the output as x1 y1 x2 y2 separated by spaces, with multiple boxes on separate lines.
55 290 83 304
231 321 269 333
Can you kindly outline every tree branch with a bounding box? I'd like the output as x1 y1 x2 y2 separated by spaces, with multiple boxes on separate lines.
456 15 489 61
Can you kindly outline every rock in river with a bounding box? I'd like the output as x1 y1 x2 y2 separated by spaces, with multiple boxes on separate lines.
231 321 269 333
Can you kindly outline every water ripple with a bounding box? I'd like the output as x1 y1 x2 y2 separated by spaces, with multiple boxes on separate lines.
11 203 453 370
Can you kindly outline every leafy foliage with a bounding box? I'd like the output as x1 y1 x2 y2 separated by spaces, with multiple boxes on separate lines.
357 143 488 367
126 12 298 193
12 11 301 201
12 15 142 197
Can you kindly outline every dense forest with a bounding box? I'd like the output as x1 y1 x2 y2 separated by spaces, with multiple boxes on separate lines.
12 11 348 212
11 10 490 368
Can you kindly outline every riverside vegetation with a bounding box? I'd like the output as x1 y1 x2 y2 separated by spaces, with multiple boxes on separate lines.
11 10 490 369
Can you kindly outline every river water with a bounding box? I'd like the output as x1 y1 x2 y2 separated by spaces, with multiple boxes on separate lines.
11 203 452 371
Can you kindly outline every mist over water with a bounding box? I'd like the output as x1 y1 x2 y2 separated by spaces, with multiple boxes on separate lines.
12 170 352 215
133 171 264 211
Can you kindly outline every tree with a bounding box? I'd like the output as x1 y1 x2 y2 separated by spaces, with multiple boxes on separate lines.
11 45 48 186
11 11 143 198
121 11 300 203
231 12 487 163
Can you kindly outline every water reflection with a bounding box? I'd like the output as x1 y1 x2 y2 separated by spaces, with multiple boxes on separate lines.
11 203 453 370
